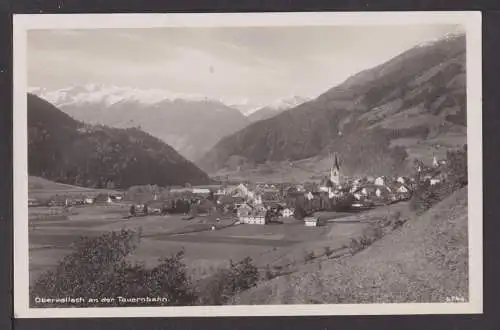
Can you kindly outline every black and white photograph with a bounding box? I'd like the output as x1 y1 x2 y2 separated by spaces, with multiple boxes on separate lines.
13 12 482 317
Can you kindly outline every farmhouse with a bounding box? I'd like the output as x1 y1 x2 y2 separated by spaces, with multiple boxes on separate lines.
84 197 95 204
374 176 386 186
304 216 325 227
237 203 267 225
192 188 211 195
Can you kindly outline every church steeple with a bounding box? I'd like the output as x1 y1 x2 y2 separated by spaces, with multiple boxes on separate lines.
330 153 341 185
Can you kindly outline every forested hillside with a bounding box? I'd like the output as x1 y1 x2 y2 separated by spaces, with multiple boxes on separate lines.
28 94 210 188
199 34 466 178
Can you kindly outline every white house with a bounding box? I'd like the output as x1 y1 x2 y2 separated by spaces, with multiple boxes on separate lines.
374 176 385 186
304 216 325 227
84 197 95 205
193 188 211 195
282 208 294 218
397 185 409 194
237 203 267 225
305 217 318 227
430 178 441 186
396 176 406 184
242 215 266 225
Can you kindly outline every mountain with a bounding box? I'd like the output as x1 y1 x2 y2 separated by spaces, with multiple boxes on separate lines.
29 85 250 161
28 93 210 188
247 96 310 122
199 33 467 179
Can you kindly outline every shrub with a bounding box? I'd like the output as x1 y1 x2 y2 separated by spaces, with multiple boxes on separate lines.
197 257 259 305
324 246 334 257
410 145 467 214
264 264 275 280
446 145 468 189
349 223 384 255
304 251 315 262
30 230 197 307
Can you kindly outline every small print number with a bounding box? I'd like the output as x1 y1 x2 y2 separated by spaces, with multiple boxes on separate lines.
446 296 465 303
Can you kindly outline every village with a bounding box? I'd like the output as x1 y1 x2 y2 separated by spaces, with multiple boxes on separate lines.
28 153 448 228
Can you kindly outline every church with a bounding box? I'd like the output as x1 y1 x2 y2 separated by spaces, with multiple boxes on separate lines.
320 153 342 192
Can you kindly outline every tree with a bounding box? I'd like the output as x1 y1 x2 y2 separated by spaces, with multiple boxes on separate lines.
294 204 307 220
446 145 468 189
30 230 197 307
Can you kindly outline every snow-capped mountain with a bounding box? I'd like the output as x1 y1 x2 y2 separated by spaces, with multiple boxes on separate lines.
247 95 311 122
28 84 209 108
28 84 250 162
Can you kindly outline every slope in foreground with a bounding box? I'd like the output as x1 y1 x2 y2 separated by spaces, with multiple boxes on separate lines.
233 187 468 304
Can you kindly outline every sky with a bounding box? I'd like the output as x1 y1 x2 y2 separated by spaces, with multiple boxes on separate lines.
27 24 463 106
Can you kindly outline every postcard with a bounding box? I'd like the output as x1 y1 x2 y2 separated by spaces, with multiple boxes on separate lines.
13 11 482 318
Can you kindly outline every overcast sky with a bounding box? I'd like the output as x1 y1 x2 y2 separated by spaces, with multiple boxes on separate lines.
28 24 463 105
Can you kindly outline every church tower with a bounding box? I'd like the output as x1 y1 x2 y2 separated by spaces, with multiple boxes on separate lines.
330 153 341 186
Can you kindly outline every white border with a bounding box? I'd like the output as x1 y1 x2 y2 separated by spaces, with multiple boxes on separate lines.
13 11 483 318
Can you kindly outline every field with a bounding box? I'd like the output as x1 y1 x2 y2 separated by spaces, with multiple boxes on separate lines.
28 176 409 286
28 204 401 284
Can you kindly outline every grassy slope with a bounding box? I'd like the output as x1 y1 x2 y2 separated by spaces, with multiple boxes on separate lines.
233 187 468 304
29 176 91 192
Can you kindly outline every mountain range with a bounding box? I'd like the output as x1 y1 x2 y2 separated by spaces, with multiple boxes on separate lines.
198 33 467 180
29 85 310 162
28 93 210 188
29 85 251 161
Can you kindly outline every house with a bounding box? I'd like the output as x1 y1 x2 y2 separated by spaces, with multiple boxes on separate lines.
396 176 407 184
374 176 386 186
84 197 95 205
396 184 410 194
237 203 267 225
430 178 441 186
193 188 211 195
110 194 123 202
282 208 294 218
304 216 326 227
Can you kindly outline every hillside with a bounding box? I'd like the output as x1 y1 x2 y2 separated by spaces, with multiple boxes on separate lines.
199 34 466 178
233 187 468 304
30 85 250 161
28 94 210 188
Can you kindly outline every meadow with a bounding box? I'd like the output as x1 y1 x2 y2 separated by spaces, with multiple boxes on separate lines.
28 199 386 285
